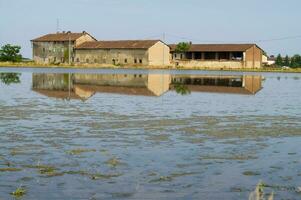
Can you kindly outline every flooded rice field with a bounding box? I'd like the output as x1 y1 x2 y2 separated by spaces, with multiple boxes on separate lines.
0 68 301 200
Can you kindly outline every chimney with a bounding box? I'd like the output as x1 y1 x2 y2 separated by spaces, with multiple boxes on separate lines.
67 31 71 34
83 31 87 34
62 31 66 34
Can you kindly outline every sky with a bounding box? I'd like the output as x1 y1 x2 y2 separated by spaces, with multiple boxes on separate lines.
0 0 301 58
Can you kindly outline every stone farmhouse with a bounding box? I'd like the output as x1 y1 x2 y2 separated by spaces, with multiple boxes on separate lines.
31 31 264 69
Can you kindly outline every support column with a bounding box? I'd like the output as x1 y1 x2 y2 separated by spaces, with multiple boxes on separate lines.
215 52 219 60
201 52 205 60
192 52 195 60
229 52 233 60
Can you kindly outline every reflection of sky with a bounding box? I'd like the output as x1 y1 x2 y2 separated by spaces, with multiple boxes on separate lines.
1 70 301 118
1 69 301 199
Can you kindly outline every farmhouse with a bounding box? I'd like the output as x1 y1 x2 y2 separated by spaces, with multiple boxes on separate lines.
31 31 265 69
170 44 263 69
31 31 96 64
74 40 170 66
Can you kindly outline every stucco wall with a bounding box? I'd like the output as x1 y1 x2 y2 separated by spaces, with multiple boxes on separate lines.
245 46 262 69
32 41 73 64
243 75 262 93
32 74 71 90
32 33 96 64
75 49 149 65
173 60 243 69
148 41 170 66
75 34 96 46
73 74 148 87
147 74 171 96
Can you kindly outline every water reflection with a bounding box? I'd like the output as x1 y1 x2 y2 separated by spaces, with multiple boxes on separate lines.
0 73 21 85
31 73 263 100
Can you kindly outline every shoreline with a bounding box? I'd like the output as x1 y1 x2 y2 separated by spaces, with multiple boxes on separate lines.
1 62 301 73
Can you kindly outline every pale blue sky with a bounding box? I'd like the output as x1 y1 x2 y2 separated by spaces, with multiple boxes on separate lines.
1 0 300 58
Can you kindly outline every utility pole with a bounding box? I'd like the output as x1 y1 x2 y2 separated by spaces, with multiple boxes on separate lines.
162 32 165 65
68 32 71 65
56 19 60 33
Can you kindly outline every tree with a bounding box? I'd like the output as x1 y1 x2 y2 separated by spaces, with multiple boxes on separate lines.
0 73 21 85
173 83 191 95
275 54 283 67
0 44 22 62
175 42 191 53
284 55 290 66
290 54 301 68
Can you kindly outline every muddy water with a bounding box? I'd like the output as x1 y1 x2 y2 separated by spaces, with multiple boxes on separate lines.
0 68 301 200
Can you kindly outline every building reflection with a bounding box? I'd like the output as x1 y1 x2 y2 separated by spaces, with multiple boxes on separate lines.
32 73 262 100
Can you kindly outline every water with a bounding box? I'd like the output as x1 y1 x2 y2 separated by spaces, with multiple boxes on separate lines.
0 67 301 200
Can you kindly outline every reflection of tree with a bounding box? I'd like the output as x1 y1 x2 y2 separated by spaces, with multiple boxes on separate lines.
0 73 21 85
173 83 191 95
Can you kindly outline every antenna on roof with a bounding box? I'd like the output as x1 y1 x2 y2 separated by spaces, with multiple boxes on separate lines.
56 18 61 33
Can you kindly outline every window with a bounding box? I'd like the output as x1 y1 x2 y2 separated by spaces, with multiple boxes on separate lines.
54 57 56 62
174 54 177 59
72 57 74 62
76 58 80 62
134 59 137 64
180 54 183 59
139 59 142 64
61 57 64 62
94 59 97 63
124 58 127 63
134 74 137 78
86 58 89 63
139 74 142 78
43 48 45 52
112 59 116 65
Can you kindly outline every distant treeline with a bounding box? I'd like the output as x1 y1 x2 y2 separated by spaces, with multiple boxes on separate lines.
0 44 22 62
275 54 301 68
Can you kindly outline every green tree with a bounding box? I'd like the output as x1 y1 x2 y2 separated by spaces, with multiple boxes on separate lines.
284 55 290 66
0 73 21 85
175 42 191 53
290 54 301 68
173 83 191 95
275 54 283 67
0 44 22 62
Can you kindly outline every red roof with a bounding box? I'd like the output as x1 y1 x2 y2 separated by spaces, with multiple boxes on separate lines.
31 32 92 42
75 40 161 49
169 44 257 52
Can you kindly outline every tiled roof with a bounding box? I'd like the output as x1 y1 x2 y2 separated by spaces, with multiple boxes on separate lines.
169 44 256 52
75 40 161 49
31 32 88 42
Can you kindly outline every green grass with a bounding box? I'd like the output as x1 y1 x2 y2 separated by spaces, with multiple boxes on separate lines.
1 61 301 73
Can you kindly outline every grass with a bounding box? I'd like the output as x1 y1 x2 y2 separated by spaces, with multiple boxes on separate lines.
23 164 62 177
105 157 122 167
243 171 261 176
11 187 26 198
1 61 301 73
0 168 22 172
67 148 96 155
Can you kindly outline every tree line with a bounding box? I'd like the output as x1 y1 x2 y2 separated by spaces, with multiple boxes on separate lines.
0 44 22 62
275 54 301 68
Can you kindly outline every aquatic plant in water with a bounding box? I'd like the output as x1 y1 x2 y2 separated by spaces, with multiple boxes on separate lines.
11 187 26 198
249 181 273 200
67 148 96 155
105 157 122 167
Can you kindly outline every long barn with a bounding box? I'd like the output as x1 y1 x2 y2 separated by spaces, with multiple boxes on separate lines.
170 44 263 69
